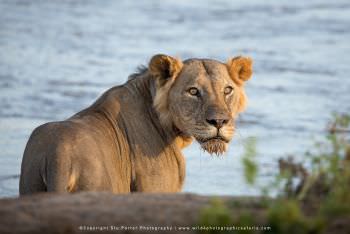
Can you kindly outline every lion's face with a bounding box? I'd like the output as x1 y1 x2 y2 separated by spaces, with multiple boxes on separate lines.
149 55 253 155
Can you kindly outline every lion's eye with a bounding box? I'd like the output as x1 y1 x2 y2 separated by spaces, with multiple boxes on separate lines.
224 86 233 95
188 87 200 96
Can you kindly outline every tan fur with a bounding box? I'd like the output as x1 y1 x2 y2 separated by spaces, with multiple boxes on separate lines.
151 55 183 128
226 56 252 113
227 56 253 86
19 54 253 195
175 135 194 149
66 169 77 193
236 88 248 113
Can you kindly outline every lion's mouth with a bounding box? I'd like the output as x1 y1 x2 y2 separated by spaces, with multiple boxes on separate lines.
200 136 229 144
197 136 229 155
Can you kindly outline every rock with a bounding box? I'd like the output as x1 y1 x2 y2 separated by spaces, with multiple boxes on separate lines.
0 192 223 234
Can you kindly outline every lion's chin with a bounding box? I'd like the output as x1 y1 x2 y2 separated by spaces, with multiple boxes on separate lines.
199 139 228 155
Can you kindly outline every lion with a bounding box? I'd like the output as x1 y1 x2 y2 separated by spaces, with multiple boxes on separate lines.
19 54 253 194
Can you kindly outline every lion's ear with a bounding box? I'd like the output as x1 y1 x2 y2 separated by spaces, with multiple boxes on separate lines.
149 54 183 87
226 56 253 86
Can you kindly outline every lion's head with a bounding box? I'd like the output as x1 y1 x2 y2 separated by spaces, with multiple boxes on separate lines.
149 54 253 155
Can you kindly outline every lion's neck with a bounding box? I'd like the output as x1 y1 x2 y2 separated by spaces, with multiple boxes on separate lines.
116 73 179 143
132 72 193 149
126 73 193 150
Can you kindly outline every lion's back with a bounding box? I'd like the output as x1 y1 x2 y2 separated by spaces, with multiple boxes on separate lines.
19 119 117 194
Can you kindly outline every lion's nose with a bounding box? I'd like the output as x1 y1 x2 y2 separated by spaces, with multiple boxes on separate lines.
206 118 229 129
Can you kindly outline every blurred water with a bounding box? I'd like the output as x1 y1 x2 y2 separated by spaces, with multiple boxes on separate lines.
0 0 349 197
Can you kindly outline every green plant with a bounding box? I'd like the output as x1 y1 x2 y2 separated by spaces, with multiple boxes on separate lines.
242 137 258 186
198 198 233 234
265 199 324 234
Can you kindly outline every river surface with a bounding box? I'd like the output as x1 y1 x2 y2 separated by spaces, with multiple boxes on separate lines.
0 0 349 197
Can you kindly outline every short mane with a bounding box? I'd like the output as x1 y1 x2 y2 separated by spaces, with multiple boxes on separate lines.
128 65 148 80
